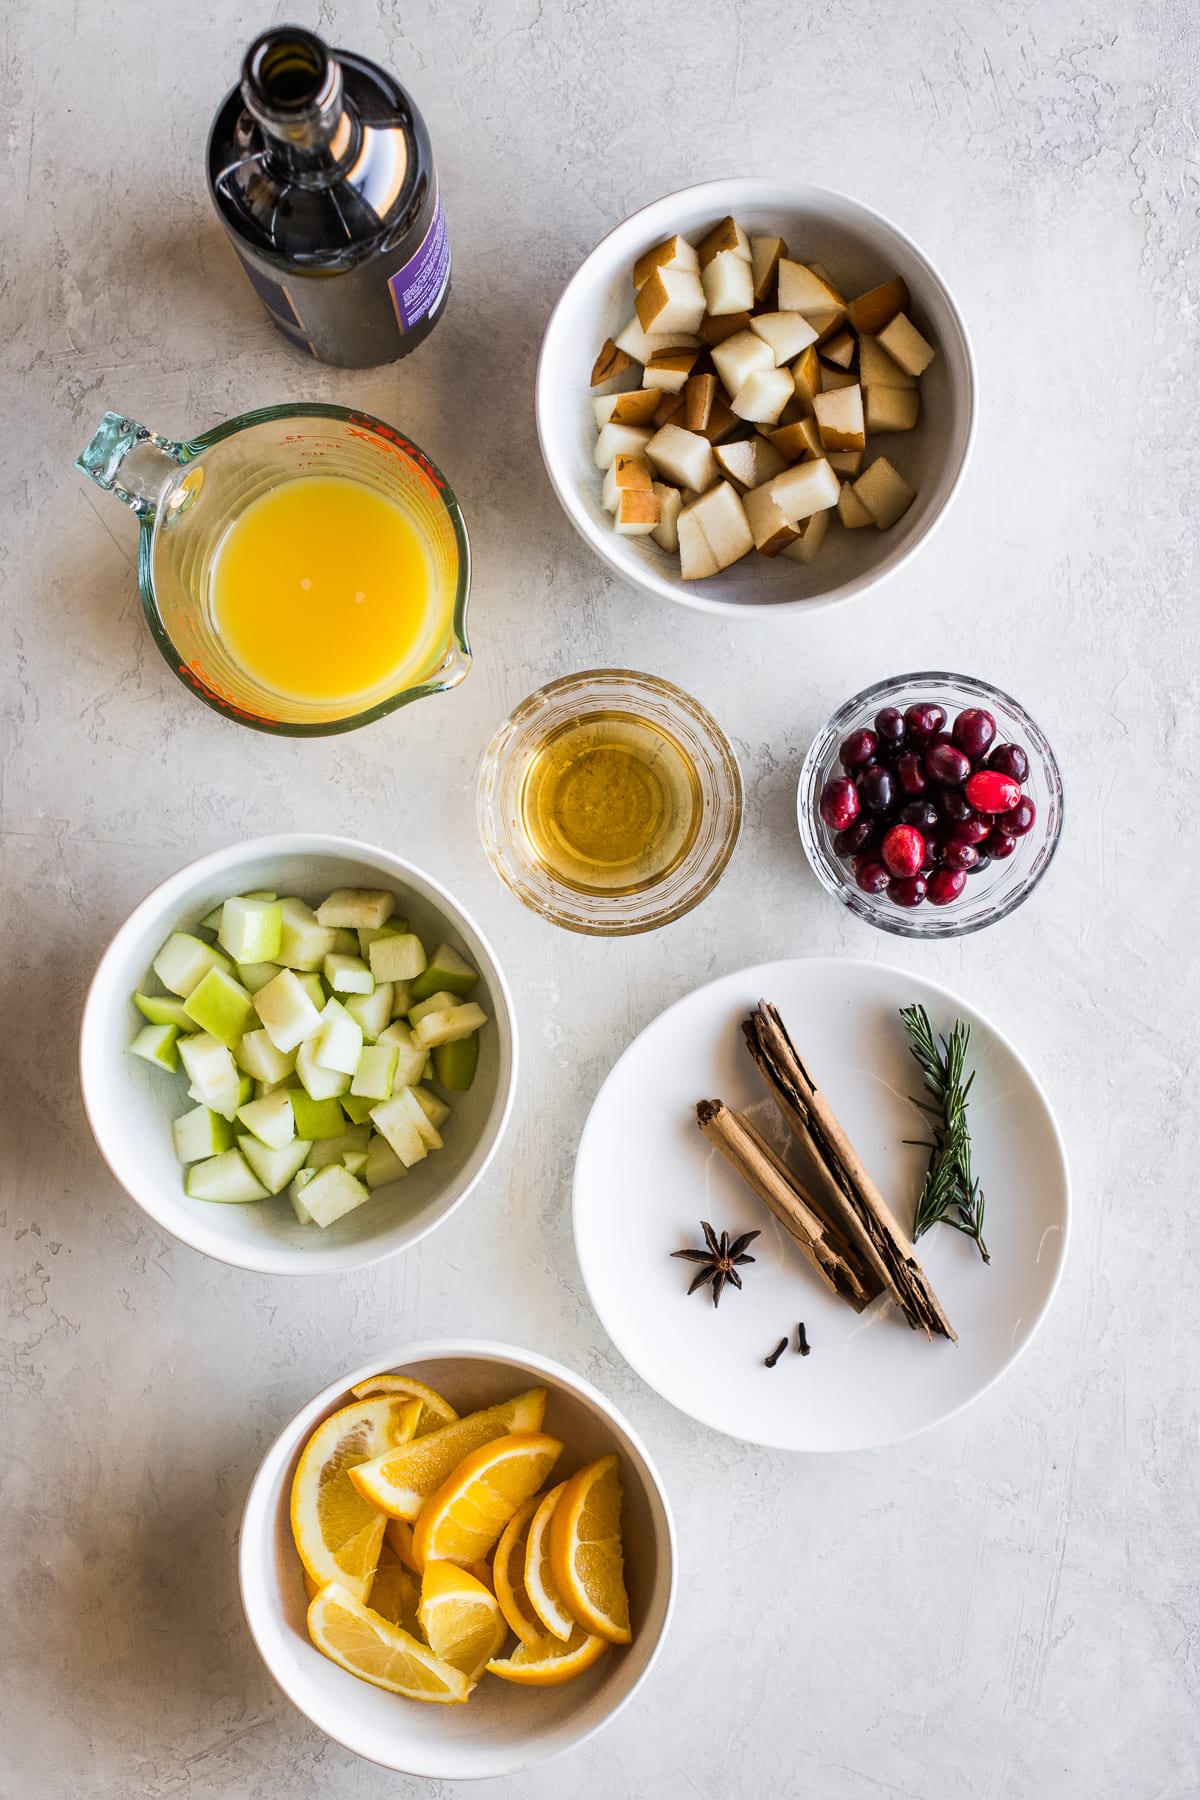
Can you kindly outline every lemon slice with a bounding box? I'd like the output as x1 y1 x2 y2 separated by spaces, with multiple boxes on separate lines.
350 1373 459 1435
491 1494 546 1646
412 1432 563 1570
548 1452 632 1644
307 1582 469 1704
290 1396 422 1602
368 1541 421 1633
348 1388 548 1521
417 1561 509 1683
522 1481 576 1641
485 1623 609 1687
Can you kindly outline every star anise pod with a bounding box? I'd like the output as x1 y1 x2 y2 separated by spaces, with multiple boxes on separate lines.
671 1220 760 1308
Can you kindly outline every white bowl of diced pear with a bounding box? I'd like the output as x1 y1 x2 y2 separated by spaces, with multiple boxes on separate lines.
536 178 976 617
79 836 517 1275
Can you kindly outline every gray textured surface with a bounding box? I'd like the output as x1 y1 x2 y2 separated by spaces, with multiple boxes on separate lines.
2 1 1197 1795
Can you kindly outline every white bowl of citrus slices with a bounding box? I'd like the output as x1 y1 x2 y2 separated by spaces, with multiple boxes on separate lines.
239 1341 676 1779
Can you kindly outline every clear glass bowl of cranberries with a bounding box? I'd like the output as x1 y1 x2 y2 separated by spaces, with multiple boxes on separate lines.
797 672 1063 937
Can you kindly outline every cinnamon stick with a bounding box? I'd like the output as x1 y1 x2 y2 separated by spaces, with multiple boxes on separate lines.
696 1100 879 1312
742 1003 956 1342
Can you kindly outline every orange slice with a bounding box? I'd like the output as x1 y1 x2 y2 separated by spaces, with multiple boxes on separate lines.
350 1373 459 1435
289 1395 421 1602
412 1432 563 1571
548 1452 631 1644
491 1494 546 1646
522 1482 575 1640
348 1388 548 1521
485 1623 609 1687
367 1541 421 1633
385 1515 419 1572
306 1582 469 1703
417 1561 509 1683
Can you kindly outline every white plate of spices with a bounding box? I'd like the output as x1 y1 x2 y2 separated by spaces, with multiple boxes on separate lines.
573 959 1069 1451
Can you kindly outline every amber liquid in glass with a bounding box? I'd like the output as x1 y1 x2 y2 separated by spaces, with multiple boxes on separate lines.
519 711 702 895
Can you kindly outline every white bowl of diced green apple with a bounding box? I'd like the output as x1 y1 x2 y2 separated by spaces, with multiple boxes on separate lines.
79 836 517 1275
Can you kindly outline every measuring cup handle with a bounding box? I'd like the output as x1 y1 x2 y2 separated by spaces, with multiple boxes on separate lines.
74 412 189 517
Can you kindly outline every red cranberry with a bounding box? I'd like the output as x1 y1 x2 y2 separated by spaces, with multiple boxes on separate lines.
987 742 1029 783
953 816 991 845
951 708 996 762
840 727 878 770
965 770 1021 814
927 868 967 906
900 799 939 833
890 874 928 908
854 858 890 894
904 702 946 740
938 787 975 825
925 742 972 786
942 838 979 872
999 795 1037 836
874 706 906 754
820 776 859 831
895 751 928 797
986 828 1018 859
969 851 992 874
922 828 948 868
834 818 878 857
881 824 925 879
857 763 896 815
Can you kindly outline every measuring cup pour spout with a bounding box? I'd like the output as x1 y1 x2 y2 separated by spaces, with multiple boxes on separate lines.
75 412 192 517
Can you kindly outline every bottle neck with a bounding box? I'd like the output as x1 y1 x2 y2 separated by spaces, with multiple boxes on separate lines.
241 26 356 172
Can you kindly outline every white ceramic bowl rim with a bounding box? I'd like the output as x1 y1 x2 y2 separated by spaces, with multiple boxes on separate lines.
238 1338 678 1780
536 176 978 619
78 834 518 1276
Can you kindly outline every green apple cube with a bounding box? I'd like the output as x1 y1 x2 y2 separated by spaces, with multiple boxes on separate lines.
329 927 359 956
288 1089 348 1140
357 917 408 960
339 1091 377 1125
432 1033 478 1091
244 890 277 902
297 971 328 1010
409 943 479 1004
199 902 225 933
235 1028 296 1085
238 1133 312 1194
364 1134 408 1189
253 968 322 1054
390 980 414 1020
153 932 234 998
345 983 393 1043
413 1003 489 1051
371 1088 436 1166
130 1022 181 1072
133 991 192 1030
299 1163 373 1229
276 897 337 972
368 932 427 984
316 888 396 931
179 1032 239 1105
172 1105 235 1164
313 999 364 1075
236 1088 295 1150
236 961 281 995
218 895 283 965
343 1151 369 1177
184 1148 268 1203
324 953 374 996
350 1043 398 1101
296 1039 352 1101
407 990 460 1027
412 1085 451 1131
377 1023 428 1088
290 1165 317 1224
307 1124 371 1168
183 967 256 1048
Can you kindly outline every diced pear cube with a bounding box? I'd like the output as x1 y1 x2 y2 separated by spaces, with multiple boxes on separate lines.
299 1163 373 1229
593 422 653 472
780 507 830 564
324 953 375 995
791 344 823 413
368 932 427 984
650 483 682 554
777 260 844 315
837 481 875 528
864 385 921 434
218 896 283 965
827 448 865 477
295 1038 352 1101
277 898 336 973
852 457 916 529
172 1105 235 1164
614 488 660 535
847 277 910 336
236 1088 296 1150
613 315 701 364
819 366 858 391
685 372 718 434
633 232 700 288
813 384 866 452
701 248 755 316
748 311 819 366
590 337 638 386
315 888 396 930
768 421 813 465
696 215 751 266
743 482 802 557
821 331 857 370
592 388 661 428
677 507 719 581
677 482 754 576
858 334 916 389
253 967 323 1054
643 347 701 394
767 458 841 522
730 367 795 425
635 266 706 336
711 329 773 398
750 234 787 302
645 423 716 494
152 932 234 999
699 309 753 346
715 437 787 494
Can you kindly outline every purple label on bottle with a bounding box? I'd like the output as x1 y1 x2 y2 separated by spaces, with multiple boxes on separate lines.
388 194 450 332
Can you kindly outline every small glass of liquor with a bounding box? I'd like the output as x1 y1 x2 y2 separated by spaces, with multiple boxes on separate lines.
477 671 742 935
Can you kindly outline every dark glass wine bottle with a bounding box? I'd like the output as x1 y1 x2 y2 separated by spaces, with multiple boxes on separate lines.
207 25 450 368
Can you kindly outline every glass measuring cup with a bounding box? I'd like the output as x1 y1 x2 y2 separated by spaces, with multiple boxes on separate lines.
75 403 470 735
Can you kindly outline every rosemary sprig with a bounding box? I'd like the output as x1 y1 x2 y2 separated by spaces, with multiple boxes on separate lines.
899 1004 989 1263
